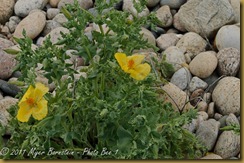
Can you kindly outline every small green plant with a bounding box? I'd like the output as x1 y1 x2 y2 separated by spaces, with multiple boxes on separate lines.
1 0 206 159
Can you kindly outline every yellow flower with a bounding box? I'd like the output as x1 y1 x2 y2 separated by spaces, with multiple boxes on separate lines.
115 53 151 80
17 82 49 122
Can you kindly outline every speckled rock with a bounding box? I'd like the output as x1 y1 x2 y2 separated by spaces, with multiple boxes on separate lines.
0 0 15 24
0 38 14 49
146 0 160 7
49 0 61 7
173 13 186 32
163 46 186 71
196 119 220 151
226 113 239 126
178 0 235 38
176 32 207 57
7 16 21 33
214 131 240 159
212 77 240 116
215 24 240 51
189 76 208 92
41 27 69 45
161 82 193 112
229 0 240 23
13 10 46 39
140 27 156 46
47 8 60 20
189 51 217 79
156 33 180 50
155 5 173 27
170 67 191 90
42 20 62 36
216 48 240 76
0 50 17 80
58 0 93 10
0 97 18 127
160 0 186 9
14 0 48 17
201 154 223 159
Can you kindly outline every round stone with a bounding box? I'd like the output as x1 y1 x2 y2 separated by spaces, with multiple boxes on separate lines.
49 0 61 7
123 0 150 18
160 0 187 9
170 67 192 90
0 0 15 24
156 33 180 51
189 76 208 92
212 77 240 116
58 0 93 10
155 5 173 27
146 0 160 7
201 154 222 159
216 48 240 76
189 51 217 78
0 50 17 80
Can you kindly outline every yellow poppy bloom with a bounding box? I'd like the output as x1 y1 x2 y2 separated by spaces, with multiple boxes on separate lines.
17 82 49 122
115 53 151 80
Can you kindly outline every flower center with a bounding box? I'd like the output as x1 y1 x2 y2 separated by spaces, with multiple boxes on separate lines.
128 59 134 69
26 98 35 106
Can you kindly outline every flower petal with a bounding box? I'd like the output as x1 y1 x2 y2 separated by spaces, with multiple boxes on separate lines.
115 53 127 70
127 54 145 67
32 99 48 120
33 83 49 102
17 101 33 122
19 85 34 103
130 63 151 80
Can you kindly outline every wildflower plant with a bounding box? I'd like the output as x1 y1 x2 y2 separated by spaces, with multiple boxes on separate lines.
1 0 206 159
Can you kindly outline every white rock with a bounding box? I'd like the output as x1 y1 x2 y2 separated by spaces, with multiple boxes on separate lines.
178 0 235 38
58 0 93 10
13 10 46 39
170 67 191 90
155 5 173 27
189 51 217 79
163 46 186 71
14 0 49 17
0 0 15 24
156 33 180 50
215 24 240 51
123 0 149 18
160 0 187 9
216 48 240 76
176 32 207 57
212 77 240 116
47 8 60 20
214 131 240 159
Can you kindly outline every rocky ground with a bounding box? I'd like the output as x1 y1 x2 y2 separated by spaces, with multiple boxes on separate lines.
0 0 241 159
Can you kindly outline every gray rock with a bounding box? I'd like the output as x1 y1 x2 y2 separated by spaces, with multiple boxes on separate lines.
140 27 156 46
189 76 208 92
0 97 18 127
203 92 211 104
41 27 69 45
58 0 93 10
47 8 60 20
123 0 149 18
173 13 186 32
214 131 240 159
229 0 240 23
196 119 220 151
0 38 14 49
146 0 160 7
156 33 180 51
0 50 17 80
0 92 3 100
170 67 191 90
202 72 219 93
215 24 240 51
14 0 49 17
197 111 208 121
0 79 21 97
13 10 46 39
42 20 62 36
189 51 218 79
7 16 21 33
214 113 223 121
178 0 235 38
218 115 228 128
182 118 198 133
212 77 240 116
0 0 15 24
49 0 61 7
201 154 222 159
155 5 173 27
163 46 186 71
207 102 215 118
160 0 187 9
216 48 240 76
53 13 68 26
226 113 239 126
176 32 207 57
